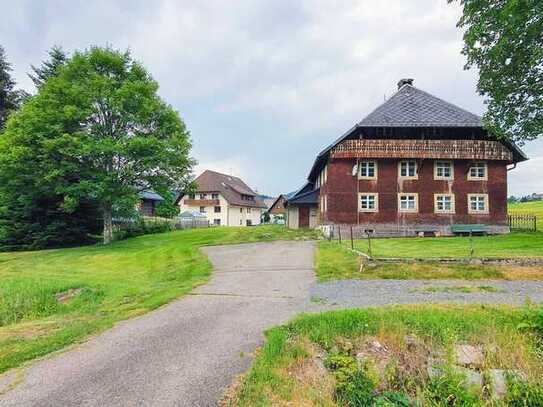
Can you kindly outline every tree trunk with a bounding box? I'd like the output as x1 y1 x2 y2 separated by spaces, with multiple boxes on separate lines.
103 203 113 244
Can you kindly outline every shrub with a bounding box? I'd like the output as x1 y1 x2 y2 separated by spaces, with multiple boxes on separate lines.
325 354 410 406
423 368 481 406
113 217 173 241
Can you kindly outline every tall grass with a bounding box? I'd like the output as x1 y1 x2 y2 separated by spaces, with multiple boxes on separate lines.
230 305 543 406
0 225 320 373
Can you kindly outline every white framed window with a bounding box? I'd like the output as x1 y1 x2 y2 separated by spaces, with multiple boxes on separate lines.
199 193 207 199
468 162 487 180
398 193 418 213
358 193 378 212
199 206 206 213
399 160 418 179
239 207 243 213
211 193 219 199
468 194 489 214
434 194 455 213
247 207 251 213
213 219 221 226
359 160 377 179
434 161 454 180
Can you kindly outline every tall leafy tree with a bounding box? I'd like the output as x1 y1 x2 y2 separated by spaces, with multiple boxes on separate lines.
0 45 23 129
0 46 194 244
28 46 68 88
451 0 543 143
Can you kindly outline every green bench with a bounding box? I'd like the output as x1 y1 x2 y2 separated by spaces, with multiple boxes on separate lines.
451 224 487 236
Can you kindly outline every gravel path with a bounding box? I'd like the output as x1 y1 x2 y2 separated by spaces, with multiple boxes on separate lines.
311 279 543 309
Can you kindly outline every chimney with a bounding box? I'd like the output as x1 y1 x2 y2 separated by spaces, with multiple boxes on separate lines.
397 78 414 89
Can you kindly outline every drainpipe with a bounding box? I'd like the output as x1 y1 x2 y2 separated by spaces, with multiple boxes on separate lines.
507 163 517 171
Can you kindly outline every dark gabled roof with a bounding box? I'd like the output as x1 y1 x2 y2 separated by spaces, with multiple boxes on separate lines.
139 190 164 201
287 187 320 205
359 84 483 127
305 81 527 181
180 170 267 208
266 195 285 213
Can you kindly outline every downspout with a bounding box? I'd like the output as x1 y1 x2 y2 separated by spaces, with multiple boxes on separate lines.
507 163 517 171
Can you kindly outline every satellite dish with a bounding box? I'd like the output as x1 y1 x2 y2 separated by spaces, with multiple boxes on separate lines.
352 164 358 176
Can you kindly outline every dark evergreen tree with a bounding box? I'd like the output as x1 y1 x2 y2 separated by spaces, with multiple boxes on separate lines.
0 45 21 129
0 46 100 250
28 46 68 88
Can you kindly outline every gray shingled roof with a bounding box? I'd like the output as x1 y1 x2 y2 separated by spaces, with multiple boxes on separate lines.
287 187 319 205
358 84 482 127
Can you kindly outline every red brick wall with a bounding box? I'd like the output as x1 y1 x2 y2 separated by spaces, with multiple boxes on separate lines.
321 158 508 226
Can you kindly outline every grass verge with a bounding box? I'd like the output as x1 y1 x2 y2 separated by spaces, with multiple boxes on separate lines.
225 304 543 406
0 225 320 373
316 241 543 282
350 233 543 259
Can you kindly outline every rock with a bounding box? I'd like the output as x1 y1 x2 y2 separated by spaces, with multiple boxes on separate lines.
454 344 484 368
488 369 507 399
427 365 441 379
457 367 483 389
55 288 83 304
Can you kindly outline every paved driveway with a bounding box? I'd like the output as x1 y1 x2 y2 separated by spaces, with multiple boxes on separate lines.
0 241 315 407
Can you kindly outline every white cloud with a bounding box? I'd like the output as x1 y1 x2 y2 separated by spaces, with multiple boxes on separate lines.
1 0 542 195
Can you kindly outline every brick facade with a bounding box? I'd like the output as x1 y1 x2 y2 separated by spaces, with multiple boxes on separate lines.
320 157 508 235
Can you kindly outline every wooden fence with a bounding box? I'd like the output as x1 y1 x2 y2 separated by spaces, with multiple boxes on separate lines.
508 214 537 232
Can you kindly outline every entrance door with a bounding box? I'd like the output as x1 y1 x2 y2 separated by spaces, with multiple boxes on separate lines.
299 207 310 228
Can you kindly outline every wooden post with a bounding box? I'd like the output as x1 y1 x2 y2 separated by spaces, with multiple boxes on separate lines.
469 231 474 259
338 226 342 244
367 232 372 258
350 226 354 250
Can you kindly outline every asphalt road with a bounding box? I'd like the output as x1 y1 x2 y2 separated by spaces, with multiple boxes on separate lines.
0 241 316 407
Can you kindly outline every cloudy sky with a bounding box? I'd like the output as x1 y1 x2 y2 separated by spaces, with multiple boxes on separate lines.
2 0 542 196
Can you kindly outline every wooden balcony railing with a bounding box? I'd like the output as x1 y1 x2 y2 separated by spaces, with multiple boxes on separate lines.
183 199 220 206
331 139 513 161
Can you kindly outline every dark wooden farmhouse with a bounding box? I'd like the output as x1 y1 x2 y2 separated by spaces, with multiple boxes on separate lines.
286 79 527 235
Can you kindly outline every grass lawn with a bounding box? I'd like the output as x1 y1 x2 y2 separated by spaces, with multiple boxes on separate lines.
509 200 543 230
316 241 543 281
350 232 543 259
226 305 543 406
0 225 320 374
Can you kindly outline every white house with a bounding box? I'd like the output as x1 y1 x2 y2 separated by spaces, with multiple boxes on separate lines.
176 170 266 226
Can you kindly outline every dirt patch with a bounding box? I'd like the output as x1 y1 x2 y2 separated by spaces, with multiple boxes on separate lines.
55 288 83 304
